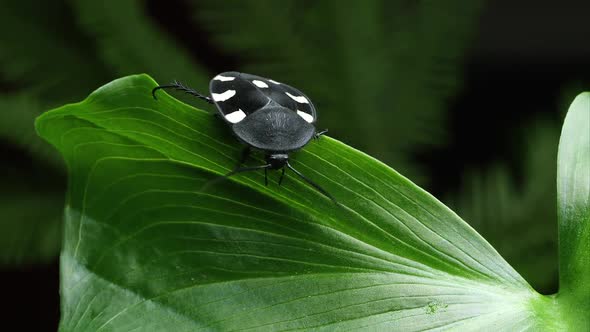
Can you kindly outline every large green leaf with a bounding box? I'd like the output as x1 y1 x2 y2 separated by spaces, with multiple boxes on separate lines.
556 92 590 329
38 75 556 331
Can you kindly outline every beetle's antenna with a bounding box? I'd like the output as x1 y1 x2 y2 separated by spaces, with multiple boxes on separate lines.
286 162 337 204
152 80 214 104
314 129 329 139
202 164 272 191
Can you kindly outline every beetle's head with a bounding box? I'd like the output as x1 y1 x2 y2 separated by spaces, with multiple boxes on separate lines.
266 153 289 169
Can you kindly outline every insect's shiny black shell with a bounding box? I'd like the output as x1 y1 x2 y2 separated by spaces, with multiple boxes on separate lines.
209 72 317 152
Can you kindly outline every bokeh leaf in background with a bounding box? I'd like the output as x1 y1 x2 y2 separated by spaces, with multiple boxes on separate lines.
36 75 585 331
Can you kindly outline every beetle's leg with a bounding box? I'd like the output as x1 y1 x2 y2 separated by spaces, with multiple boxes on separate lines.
152 80 214 104
314 129 328 139
278 167 286 186
236 147 251 167
228 146 252 176
286 161 337 204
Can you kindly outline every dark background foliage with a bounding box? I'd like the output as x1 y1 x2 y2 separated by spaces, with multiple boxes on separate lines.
1 0 588 330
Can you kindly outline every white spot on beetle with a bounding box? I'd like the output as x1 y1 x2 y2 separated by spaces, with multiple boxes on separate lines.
286 92 309 104
269 79 281 84
212 90 236 102
252 80 269 88
213 75 235 81
225 109 246 123
297 110 314 123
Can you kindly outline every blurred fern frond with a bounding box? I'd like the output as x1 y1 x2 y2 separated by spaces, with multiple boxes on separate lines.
193 0 484 182
0 1 110 104
446 120 559 293
70 0 210 86
0 166 64 264
0 95 65 265
0 94 63 170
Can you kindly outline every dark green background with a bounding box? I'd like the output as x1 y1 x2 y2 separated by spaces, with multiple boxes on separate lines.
1 0 589 330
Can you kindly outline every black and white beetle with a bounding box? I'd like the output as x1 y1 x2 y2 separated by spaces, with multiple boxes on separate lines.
152 71 335 202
